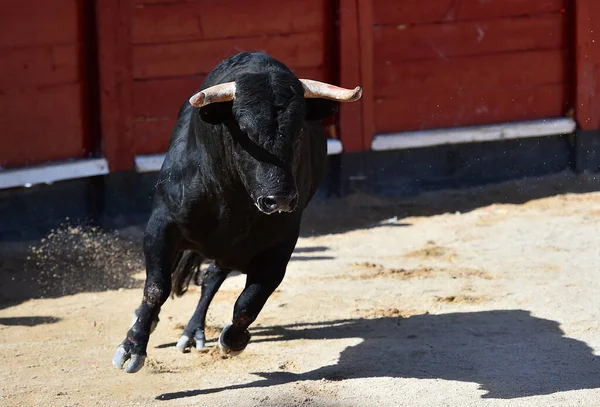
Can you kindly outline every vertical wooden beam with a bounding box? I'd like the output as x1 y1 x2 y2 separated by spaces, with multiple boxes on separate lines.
575 0 600 130
357 0 374 150
338 0 363 152
77 0 100 158
96 0 134 172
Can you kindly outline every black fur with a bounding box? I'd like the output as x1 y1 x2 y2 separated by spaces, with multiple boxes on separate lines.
114 52 344 371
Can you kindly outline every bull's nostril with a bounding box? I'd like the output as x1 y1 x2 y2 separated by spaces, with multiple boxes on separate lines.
262 197 278 211
256 195 297 214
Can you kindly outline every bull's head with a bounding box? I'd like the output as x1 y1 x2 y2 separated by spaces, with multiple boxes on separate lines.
189 74 362 214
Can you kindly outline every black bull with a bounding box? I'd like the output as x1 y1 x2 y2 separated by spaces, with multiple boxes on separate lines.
113 52 362 373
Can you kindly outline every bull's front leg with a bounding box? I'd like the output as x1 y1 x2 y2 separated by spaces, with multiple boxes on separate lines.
218 240 295 356
176 262 231 351
113 210 182 373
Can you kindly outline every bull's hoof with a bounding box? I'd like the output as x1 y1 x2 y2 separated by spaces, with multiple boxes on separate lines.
112 340 146 373
175 330 207 353
218 323 250 356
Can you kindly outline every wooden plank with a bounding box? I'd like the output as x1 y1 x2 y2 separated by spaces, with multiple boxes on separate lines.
374 83 568 134
0 85 88 169
358 0 374 150
133 32 324 79
133 77 204 119
134 119 177 155
136 0 190 4
0 45 79 90
96 0 135 172
0 1 78 49
373 0 566 26
374 14 566 63
133 0 325 44
575 0 600 130
338 0 363 153
374 50 567 98
290 66 327 82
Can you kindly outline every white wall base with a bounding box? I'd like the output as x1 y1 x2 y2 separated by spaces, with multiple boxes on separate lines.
135 138 344 173
371 118 577 151
0 158 109 190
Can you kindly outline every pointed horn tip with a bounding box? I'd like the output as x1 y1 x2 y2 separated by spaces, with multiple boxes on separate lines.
339 86 362 102
189 92 205 107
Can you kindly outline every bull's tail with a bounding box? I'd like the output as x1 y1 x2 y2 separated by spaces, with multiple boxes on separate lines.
171 250 205 298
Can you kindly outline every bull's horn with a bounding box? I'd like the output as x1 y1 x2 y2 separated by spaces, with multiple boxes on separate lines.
189 82 236 108
300 79 362 102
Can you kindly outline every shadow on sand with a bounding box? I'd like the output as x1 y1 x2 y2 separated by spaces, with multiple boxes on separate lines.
157 310 600 401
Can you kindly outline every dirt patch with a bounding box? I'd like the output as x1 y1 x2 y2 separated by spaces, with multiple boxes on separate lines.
404 241 457 262
193 346 233 366
145 357 178 374
434 295 489 305
348 262 493 281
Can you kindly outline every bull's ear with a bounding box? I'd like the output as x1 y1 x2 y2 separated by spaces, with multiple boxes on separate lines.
197 101 234 125
305 98 338 121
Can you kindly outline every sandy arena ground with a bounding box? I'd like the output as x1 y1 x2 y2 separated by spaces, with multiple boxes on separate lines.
1 172 599 407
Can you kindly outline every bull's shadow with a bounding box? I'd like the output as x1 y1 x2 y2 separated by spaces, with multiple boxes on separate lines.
157 310 600 401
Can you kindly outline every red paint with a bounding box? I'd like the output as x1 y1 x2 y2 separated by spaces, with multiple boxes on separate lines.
0 85 88 168
369 0 569 137
133 0 326 44
575 0 600 130
375 83 568 134
0 45 79 89
374 14 566 64
96 0 135 172
373 0 566 26
358 0 374 150
338 0 363 153
0 1 78 49
134 119 178 155
375 50 567 99
0 0 91 169
133 32 325 80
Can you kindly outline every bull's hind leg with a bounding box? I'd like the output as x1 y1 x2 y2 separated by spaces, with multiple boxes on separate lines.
112 209 182 373
176 262 231 352
218 238 296 356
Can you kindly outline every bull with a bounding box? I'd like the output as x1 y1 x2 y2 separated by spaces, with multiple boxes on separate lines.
112 52 361 373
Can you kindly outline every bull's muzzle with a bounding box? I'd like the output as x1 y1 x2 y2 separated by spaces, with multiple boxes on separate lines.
255 193 299 214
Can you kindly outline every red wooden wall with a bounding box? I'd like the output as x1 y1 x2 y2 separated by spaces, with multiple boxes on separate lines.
357 0 572 150
576 0 600 131
2 0 599 172
0 0 93 169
